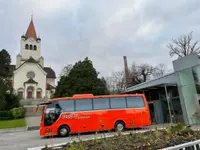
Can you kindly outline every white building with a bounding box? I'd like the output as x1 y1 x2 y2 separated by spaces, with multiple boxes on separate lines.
10 18 56 100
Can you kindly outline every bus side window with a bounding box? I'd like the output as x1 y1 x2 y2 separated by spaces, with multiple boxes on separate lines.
126 96 145 108
93 98 110 110
110 97 126 109
58 100 74 112
75 99 93 111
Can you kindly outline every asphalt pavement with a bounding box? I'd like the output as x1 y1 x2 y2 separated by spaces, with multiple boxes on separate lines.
0 128 153 150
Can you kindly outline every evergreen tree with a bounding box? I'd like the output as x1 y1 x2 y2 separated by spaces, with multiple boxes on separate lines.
0 49 20 110
0 49 12 78
54 57 109 97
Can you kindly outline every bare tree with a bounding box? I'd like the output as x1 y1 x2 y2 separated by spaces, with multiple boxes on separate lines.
106 62 168 93
153 63 166 78
167 31 200 58
130 63 156 85
60 64 73 77
105 71 126 94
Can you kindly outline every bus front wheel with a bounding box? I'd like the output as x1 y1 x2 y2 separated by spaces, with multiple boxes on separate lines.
58 125 70 137
115 121 125 132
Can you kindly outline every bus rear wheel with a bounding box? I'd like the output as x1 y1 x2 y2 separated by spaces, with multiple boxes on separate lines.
58 125 70 137
115 121 125 132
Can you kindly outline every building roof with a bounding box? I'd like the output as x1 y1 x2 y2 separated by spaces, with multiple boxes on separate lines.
26 57 38 63
25 18 37 40
10 57 56 79
124 72 178 93
24 78 38 84
44 67 56 78
46 83 55 90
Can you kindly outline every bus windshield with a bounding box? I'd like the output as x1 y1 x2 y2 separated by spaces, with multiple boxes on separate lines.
44 101 62 126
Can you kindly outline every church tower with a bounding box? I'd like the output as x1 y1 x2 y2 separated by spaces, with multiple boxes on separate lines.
16 16 44 68
13 16 56 100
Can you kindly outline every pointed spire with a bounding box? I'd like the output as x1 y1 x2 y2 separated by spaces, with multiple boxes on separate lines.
25 16 37 40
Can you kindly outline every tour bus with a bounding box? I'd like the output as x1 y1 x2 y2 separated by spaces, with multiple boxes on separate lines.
36 93 151 137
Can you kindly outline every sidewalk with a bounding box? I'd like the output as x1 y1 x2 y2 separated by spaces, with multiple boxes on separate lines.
25 116 41 130
0 126 27 134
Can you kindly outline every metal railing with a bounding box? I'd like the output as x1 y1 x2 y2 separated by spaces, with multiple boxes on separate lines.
160 139 200 150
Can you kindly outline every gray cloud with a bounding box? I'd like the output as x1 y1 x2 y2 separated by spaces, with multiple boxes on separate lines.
1 0 200 81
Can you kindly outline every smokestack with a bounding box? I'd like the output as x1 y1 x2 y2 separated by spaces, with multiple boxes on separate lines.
123 56 131 88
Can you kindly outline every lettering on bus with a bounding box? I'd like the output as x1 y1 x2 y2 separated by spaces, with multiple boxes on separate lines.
62 113 91 120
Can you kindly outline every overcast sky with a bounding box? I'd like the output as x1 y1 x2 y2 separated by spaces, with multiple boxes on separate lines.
1 0 200 80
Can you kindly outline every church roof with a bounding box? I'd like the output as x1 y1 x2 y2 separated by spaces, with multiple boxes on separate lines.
26 57 38 63
24 78 38 84
25 18 37 40
11 57 56 79
46 83 55 90
44 67 56 78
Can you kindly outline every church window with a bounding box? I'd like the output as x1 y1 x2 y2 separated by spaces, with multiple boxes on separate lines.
25 44 29 49
27 71 35 79
30 45 33 50
34 45 37 50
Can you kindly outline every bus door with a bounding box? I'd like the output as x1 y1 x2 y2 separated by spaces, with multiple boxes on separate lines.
74 98 98 133
36 102 52 127
126 96 148 127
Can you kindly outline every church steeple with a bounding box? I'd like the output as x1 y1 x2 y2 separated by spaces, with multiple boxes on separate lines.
25 16 37 40
20 16 41 61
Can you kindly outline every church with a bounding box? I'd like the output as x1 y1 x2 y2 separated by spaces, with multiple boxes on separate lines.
10 17 56 100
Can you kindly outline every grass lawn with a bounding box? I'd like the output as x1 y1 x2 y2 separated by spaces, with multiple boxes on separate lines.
0 118 26 129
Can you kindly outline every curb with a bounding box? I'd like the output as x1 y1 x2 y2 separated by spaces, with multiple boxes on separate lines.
0 126 40 134
27 126 40 131
0 126 27 134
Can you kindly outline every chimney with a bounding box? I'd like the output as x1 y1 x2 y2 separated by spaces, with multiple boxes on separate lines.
123 56 131 88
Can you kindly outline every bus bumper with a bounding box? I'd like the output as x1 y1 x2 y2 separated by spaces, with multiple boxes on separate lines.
40 126 57 137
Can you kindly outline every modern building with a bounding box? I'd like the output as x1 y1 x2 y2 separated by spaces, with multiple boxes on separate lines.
124 53 200 125
10 17 56 100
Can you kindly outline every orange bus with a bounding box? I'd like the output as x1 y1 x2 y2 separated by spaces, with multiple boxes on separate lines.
37 93 151 137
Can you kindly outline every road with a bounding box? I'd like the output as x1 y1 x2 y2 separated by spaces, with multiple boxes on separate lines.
0 124 171 150
0 128 152 150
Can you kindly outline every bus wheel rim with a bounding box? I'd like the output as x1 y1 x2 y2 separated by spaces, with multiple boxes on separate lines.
117 124 124 131
60 128 67 135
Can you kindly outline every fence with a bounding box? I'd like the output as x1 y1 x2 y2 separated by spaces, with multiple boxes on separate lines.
160 139 200 150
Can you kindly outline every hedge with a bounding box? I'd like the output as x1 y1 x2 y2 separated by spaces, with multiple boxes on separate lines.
0 107 26 120
0 110 13 120
11 107 26 119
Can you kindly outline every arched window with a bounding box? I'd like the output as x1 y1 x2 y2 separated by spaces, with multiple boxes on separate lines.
34 45 37 50
30 45 32 50
36 88 42 98
25 44 29 49
27 86 34 99
17 88 24 99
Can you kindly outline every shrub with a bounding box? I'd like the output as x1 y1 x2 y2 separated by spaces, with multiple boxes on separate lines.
11 107 26 119
4 93 20 110
0 110 13 120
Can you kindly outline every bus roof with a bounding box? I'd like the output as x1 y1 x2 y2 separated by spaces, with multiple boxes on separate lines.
47 93 145 102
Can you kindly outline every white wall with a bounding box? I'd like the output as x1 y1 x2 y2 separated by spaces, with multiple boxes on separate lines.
13 63 47 98
20 37 41 60
16 54 22 68
46 78 56 87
